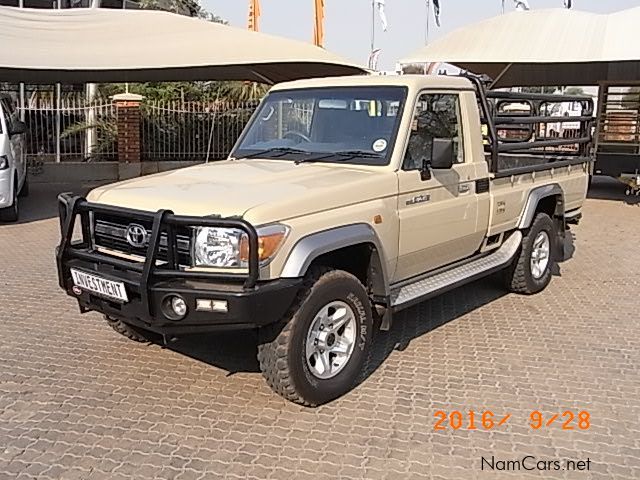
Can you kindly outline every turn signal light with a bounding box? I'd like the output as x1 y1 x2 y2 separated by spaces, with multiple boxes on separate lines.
239 225 289 264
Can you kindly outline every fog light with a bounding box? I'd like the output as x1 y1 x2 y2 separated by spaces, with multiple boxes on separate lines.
171 296 187 317
196 298 228 313
161 294 188 320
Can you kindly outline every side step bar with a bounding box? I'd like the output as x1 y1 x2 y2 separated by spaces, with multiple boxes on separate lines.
390 231 523 311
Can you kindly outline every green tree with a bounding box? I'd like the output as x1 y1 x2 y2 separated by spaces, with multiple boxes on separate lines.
96 80 267 103
139 0 224 21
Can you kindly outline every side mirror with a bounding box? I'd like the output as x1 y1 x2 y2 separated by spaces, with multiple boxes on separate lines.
421 138 455 181
10 120 26 137
431 138 455 169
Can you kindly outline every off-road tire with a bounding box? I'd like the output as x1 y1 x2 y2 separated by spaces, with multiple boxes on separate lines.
0 183 18 222
257 267 373 406
505 213 555 294
105 316 150 343
18 175 29 197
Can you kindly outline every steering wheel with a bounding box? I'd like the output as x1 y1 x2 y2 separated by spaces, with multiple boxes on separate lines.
283 131 312 143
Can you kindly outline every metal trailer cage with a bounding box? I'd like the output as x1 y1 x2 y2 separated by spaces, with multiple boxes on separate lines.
56 193 261 320
463 75 595 176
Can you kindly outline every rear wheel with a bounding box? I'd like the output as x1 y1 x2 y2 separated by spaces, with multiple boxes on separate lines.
257 267 373 406
505 213 555 294
105 315 151 343
0 183 18 223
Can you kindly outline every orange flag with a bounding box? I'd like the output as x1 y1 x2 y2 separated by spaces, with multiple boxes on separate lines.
248 0 261 31
313 0 324 47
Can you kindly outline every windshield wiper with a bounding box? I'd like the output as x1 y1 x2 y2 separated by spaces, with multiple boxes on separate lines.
236 147 311 159
334 150 384 159
295 150 384 165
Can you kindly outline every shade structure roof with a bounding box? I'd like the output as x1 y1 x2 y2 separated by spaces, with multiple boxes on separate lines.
401 7 640 87
0 6 367 84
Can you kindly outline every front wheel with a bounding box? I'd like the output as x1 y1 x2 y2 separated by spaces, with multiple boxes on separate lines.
257 268 373 406
505 213 555 294
105 315 151 343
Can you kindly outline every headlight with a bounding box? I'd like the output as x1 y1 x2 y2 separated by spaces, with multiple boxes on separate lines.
192 224 289 268
193 227 245 268
0 155 8 170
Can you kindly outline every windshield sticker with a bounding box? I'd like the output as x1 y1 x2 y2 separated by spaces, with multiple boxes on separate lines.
372 139 387 152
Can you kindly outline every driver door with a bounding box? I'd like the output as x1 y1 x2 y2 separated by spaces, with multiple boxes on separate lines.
395 92 483 282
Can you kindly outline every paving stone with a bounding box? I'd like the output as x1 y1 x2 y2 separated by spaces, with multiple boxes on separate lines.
0 178 638 478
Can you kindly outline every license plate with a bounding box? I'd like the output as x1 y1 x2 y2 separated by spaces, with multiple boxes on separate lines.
70 269 129 303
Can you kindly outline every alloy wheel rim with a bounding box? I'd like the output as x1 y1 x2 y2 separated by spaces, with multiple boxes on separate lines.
530 231 550 279
305 300 357 380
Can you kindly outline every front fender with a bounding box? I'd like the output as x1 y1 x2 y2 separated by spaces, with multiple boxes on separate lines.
279 223 389 297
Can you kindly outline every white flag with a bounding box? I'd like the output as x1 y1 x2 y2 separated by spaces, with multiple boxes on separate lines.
513 0 530 11
376 0 388 32
433 0 441 27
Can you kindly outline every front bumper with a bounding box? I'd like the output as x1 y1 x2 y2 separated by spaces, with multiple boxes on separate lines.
56 194 301 335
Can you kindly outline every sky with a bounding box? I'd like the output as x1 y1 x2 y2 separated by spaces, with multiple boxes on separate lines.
201 0 640 70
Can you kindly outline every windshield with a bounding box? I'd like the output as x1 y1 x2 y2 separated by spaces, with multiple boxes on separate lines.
233 86 407 165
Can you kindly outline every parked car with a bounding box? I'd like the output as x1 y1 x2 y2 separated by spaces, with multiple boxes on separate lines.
55 75 592 405
0 94 28 222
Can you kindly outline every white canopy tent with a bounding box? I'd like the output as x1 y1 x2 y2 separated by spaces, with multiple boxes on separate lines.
400 7 640 88
0 6 367 84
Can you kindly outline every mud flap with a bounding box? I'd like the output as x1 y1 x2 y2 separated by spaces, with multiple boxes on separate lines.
554 215 567 261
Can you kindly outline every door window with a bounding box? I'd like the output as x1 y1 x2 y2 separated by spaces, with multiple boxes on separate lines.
403 93 464 170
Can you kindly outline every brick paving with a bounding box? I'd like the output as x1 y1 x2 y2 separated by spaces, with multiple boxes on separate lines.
0 177 639 479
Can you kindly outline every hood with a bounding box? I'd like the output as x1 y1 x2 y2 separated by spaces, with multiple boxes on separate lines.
87 159 396 223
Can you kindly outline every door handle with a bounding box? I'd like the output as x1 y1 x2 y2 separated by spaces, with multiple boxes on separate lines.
458 184 471 194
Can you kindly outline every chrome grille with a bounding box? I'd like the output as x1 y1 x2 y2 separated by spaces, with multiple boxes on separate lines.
93 214 191 266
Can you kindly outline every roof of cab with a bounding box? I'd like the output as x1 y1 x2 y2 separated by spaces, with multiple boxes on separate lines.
270 74 474 92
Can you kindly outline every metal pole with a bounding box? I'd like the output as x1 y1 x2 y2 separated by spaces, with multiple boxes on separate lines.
501 0 505 14
426 0 431 44
55 0 61 163
370 0 375 54
18 0 24 122
86 83 97 160
55 83 61 163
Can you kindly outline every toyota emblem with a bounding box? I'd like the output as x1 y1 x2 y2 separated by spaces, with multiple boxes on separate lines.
125 224 148 248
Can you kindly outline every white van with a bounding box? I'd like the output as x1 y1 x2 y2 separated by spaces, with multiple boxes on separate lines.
0 94 27 222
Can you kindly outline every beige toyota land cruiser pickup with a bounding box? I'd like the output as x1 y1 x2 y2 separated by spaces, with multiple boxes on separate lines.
56 75 593 405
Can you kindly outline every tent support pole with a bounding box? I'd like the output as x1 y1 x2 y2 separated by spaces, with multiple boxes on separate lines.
248 69 275 85
490 63 513 89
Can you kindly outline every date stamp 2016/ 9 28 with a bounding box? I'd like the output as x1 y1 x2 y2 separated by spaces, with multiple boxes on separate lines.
434 410 591 431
